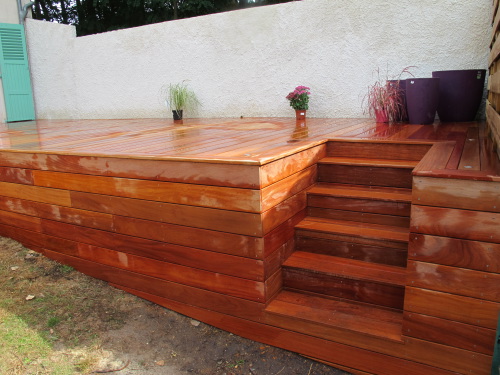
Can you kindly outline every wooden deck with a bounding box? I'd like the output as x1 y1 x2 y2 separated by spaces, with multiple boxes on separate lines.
0 117 499 375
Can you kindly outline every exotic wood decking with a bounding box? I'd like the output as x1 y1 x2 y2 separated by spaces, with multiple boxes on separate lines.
0 118 498 375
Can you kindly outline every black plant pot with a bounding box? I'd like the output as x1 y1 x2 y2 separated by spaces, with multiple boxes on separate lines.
172 110 183 121
406 78 440 125
432 69 486 122
387 79 408 122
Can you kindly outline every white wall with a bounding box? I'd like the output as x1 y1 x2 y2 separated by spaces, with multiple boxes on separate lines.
25 0 491 120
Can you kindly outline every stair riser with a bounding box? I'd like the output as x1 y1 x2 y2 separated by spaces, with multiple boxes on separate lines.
308 195 411 217
295 228 408 250
318 165 413 188
307 207 410 228
283 268 405 309
296 236 408 267
326 141 431 161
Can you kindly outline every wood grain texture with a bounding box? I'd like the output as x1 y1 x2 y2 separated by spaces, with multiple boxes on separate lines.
0 181 71 206
42 250 264 320
115 286 482 375
408 260 500 302
41 219 265 280
0 153 261 188
409 234 500 273
261 190 307 234
411 205 500 243
404 287 500 329
259 144 326 188
33 170 261 212
413 177 500 212
261 165 316 211
71 191 262 236
318 164 413 188
308 207 410 228
296 236 407 267
403 312 496 355
0 209 41 232
0 166 33 184
112 215 263 258
326 140 431 161
458 127 481 170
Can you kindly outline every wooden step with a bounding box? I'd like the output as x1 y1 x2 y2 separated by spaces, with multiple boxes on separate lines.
265 290 403 342
283 252 406 309
307 183 411 227
325 141 431 161
317 157 416 188
318 157 419 169
295 217 409 244
295 236 408 267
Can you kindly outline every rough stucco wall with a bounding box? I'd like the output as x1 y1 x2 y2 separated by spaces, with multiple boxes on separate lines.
25 0 491 120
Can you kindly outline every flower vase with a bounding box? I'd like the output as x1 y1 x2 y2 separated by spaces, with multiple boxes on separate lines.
295 109 306 120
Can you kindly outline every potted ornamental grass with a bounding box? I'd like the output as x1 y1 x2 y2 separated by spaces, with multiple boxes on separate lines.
166 81 200 121
364 67 413 123
286 85 311 120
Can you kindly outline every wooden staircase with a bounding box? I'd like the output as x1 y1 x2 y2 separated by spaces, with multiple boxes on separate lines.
265 141 421 341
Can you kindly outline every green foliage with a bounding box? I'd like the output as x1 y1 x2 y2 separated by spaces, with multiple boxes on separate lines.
167 81 200 115
32 0 295 37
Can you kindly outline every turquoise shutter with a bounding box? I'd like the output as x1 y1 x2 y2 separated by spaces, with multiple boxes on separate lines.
0 23 35 122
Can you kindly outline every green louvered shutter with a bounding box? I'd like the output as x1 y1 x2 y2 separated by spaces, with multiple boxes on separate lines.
0 23 35 122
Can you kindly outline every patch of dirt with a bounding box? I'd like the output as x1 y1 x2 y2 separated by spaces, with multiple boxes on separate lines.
0 237 350 374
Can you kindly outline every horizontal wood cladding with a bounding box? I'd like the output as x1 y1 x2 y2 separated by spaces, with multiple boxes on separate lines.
408 260 500 302
404 287 500 329
0 166 33 184
32 170 261 212
0 151 261 188
411 205 500 243
326 141 431 161
0 181 71 206
413 177 500 212
403 312 496 355
117 287 489 375
259 144 325 188
71 191 262 236
409 234 500 273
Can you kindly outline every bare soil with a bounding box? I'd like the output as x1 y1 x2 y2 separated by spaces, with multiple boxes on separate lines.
0 237 349 375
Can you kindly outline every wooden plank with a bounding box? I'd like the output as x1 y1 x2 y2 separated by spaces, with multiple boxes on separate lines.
0 166 33 184
413 177 500 212
259 144 326 188
119 287 478 375
491 71 500 96
41 250 264 321
409 234 500 273
458 127 481 170
0 196 114 231
112 215 263 258
486 103 500 160
0 223 46 250
405 287 500 329
308 194 411 217
411 205 500 243
408 260 500 302
308 207 410 228
326 141 431 161
403 312 496 355
318 164 413 188
0 209 41 232
33 170 261 213
70 191 262 236
41 219 264 280
0 181 71 206
491 32 500 68
261 190 307 234
412 141 455 176
262 209 306 257
319 157 419 168
261 165 316 211
296 236 408 267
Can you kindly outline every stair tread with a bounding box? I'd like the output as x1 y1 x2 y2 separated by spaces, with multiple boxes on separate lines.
283 251 406 286
265 290 403 342
308 183 412 202
296 217 409 243
319 156 419 169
